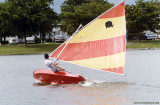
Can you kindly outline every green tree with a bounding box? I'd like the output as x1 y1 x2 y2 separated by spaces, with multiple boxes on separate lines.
61 0 87 12
60 0 113 35
0 2 15 45
126 0 160 41
4 0 57 46
30 0 57 43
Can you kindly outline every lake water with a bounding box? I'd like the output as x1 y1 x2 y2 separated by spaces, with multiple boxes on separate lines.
0 50 160 105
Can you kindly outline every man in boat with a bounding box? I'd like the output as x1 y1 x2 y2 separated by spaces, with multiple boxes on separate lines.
44 53 65 72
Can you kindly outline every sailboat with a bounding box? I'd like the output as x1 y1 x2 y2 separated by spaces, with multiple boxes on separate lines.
33 1 126 84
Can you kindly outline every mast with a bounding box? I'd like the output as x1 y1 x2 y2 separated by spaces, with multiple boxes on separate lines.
53 24 83 63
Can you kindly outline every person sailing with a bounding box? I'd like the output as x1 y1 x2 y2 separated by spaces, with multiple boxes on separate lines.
44 53 65 72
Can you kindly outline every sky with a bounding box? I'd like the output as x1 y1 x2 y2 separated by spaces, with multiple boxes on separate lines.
53 0 152 13
0 0 152 14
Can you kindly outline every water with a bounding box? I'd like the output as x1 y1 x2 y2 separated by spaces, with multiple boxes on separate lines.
0 50 160 105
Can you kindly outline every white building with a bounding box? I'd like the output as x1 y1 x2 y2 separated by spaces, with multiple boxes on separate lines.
1 24 69 44
52 24 69 40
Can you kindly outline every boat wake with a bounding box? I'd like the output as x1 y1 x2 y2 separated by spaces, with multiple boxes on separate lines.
80 78 107 87
33 78 132 88
33 80 51 86
80 77 134 87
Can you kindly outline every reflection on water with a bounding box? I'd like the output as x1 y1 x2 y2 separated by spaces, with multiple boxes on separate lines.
33 79 134 88
32 80 134 105
33 82 51 86
1 50 160 105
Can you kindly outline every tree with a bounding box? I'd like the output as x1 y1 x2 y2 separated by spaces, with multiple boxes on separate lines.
0 2 15 45
60 0 113 35
126 0 160 41
4 0 57 46
61 0 87 13
29 0 57 43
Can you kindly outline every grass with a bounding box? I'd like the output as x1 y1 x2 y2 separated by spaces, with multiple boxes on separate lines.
1 40 160 55
127 40 160 49
0 42 61 55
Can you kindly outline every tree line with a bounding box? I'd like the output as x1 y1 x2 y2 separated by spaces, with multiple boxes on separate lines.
60 0 160 40
126 0 160 41
0 0 160 45
0 0 57 46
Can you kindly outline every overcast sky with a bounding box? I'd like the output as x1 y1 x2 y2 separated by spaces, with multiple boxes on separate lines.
0 0 152 13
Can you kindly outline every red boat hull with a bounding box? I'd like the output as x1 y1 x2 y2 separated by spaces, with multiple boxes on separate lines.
33 69 84 84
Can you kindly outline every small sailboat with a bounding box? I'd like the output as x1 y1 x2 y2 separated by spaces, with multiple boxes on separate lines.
33 0 126 84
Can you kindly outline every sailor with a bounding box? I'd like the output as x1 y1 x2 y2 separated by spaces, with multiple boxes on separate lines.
44 53 65 72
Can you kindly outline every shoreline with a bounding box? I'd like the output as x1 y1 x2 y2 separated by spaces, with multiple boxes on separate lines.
127 47 159 50
0 48 159 56
1 41 160 55
0 52 51 56
0 42 60 56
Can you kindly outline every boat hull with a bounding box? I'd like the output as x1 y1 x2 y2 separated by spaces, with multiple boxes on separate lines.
33 69 84 84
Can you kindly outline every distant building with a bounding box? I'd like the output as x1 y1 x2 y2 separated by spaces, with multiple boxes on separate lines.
52 24 69 40
1 24 69 44
4 36 24 44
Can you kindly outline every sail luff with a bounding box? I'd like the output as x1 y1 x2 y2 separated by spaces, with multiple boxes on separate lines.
49 26 82 57
49 38 68 57
53 24 83 63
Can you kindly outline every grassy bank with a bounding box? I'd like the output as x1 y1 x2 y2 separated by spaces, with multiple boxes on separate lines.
127 40 160 49
0 42 61 55
1 40 160 55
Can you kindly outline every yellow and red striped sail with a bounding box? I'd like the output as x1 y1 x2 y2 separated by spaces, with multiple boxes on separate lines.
50 1 126 75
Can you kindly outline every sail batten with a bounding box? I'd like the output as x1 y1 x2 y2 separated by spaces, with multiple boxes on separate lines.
50 1 126 75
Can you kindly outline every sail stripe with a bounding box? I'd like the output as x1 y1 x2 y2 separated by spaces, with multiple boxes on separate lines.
69 16 126 43
50 35 126 61
102 67 124 74
50 1 126 75
68 52 125 70
99 2 125 19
